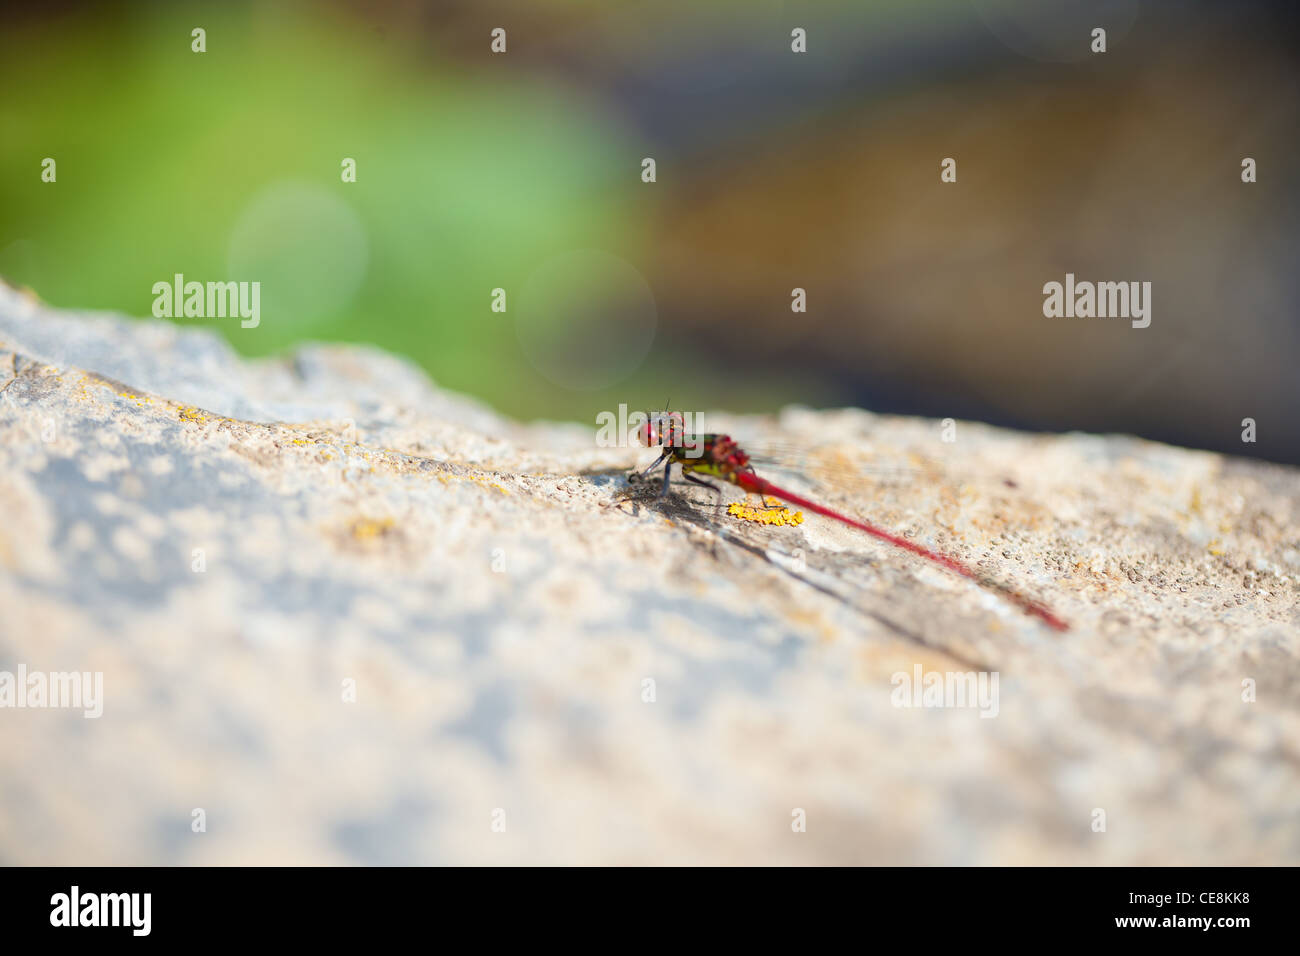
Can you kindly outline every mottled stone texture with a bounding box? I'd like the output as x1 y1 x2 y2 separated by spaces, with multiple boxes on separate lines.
1 283 1296 864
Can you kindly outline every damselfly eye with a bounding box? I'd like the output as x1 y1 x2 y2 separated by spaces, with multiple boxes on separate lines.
636 421 658 447
663 411 684 446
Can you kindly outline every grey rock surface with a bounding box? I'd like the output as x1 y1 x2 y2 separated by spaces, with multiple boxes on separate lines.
1 281 1297 865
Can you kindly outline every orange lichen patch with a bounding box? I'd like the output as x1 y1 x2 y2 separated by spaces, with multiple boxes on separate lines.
728 498 803 527
178 406 207 423
1207 539 1225 557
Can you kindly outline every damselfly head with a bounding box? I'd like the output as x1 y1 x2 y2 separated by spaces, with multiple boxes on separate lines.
636 410 686 448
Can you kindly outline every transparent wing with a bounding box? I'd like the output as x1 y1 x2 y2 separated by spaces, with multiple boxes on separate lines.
738 437 945 493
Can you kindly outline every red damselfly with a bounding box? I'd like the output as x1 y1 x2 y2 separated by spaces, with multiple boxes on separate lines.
632 410 1070 631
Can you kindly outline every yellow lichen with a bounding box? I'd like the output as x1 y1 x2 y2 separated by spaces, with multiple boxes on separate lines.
350 517 395 540
728 498 803 527
466 475 509 495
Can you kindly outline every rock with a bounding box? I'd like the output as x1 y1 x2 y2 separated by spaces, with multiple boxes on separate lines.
1 282 1297 864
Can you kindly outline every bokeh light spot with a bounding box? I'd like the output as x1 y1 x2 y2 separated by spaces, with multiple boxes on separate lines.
227 181 369 331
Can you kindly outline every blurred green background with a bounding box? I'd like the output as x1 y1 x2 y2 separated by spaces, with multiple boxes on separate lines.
2 0 1297 463
0 0 676 415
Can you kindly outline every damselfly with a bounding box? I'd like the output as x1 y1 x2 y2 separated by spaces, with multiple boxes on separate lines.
632 410 1070 631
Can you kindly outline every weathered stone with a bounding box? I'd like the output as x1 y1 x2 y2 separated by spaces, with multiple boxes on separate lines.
1 282 1296 864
